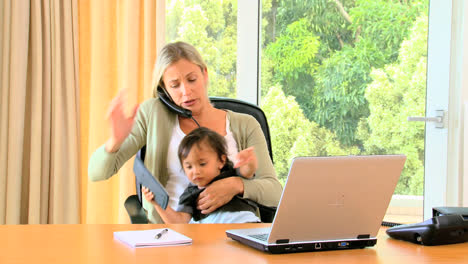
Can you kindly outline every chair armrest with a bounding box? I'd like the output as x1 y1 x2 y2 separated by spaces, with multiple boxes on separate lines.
243 198 277 223
124 195 149 224
257 203 277 223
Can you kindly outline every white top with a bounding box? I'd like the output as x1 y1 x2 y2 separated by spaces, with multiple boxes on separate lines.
165 116 240 210
189 210 260 224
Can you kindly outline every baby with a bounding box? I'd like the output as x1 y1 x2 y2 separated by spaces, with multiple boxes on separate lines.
142 127 260 223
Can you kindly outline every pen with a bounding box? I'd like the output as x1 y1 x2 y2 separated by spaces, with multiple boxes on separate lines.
155 228 168 239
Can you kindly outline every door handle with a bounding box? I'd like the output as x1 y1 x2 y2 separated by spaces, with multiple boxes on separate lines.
408 110 446 129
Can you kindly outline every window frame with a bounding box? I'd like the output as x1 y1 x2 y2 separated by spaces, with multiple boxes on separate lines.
236 0 261 105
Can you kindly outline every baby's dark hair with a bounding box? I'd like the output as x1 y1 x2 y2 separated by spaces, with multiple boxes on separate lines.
178 127 233 167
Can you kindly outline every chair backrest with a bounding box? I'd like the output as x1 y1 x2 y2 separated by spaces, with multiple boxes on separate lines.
135 97 273 203
209 97 273 162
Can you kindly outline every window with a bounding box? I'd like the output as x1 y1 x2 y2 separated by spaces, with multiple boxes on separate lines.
165 0 456 224
260 1 429 223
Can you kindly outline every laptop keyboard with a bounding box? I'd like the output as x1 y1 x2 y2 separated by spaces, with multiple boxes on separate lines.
248 233 268 241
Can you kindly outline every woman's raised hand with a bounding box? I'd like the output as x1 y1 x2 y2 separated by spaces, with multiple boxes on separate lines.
105 90 139 152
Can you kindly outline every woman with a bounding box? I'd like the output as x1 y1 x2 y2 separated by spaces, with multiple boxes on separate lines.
88 41 282 223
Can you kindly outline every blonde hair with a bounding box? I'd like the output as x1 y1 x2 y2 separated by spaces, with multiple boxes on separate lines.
151 41 208 98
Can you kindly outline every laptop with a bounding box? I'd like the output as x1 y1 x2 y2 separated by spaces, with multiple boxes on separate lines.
226 155 406 254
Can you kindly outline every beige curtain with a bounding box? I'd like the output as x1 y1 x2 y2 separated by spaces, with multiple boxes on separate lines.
0 0 80 224
79 0 163 224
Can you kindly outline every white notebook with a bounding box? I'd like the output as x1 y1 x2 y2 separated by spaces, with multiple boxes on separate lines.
114 228 192 248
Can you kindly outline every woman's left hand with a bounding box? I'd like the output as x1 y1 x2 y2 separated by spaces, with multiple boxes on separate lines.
197 177 244 214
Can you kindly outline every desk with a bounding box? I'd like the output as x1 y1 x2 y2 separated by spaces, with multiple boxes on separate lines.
0 224 466 263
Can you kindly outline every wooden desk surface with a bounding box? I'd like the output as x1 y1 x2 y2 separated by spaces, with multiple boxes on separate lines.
0 223 467 264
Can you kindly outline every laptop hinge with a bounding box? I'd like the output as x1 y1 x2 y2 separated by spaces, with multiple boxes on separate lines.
275 239 290 244
357 234 370 239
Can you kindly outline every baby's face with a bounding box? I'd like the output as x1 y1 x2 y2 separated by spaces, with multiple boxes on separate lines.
182 143 225 187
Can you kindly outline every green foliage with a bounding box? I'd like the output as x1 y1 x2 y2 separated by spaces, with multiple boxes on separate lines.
275 0 356 56
262 0 358 121
262 85 357 183
266 18 320 81
357 15 428 195
261 85 306 181
260 55 275 98
166 0 237 97
264 18 320 121
311 0 428 146
313 42 377 146
350 0 428 62
262 0 428 147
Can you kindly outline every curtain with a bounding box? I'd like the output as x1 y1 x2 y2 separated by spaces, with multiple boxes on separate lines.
79 0 163 223
0 0 80 224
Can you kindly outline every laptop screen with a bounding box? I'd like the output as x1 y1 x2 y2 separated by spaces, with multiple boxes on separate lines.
267 155 406 244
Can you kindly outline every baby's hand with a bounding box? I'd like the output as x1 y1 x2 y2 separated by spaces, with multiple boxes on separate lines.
142 186 156 205
234 147 257 179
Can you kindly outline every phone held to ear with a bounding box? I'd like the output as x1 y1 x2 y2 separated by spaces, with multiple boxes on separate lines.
157 86 200 127
157 86 193 118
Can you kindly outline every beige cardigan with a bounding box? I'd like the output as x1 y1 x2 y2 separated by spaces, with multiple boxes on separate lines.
88 98 282 223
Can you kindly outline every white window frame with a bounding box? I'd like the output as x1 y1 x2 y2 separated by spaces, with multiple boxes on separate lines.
423 0 466 219
236 0 261 105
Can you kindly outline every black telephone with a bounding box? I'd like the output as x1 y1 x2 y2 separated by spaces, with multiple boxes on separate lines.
157 86 193 118
157 86 200 127
386 214 468 245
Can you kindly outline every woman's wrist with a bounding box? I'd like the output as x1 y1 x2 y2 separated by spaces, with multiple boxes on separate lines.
105 137 121 153
239 167 255 179
234 176 245 196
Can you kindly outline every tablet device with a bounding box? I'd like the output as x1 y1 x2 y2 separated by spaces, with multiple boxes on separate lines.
133 156 169 209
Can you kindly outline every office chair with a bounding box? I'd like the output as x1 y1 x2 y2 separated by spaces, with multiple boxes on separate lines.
124 97 277 224
210 97 273 162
